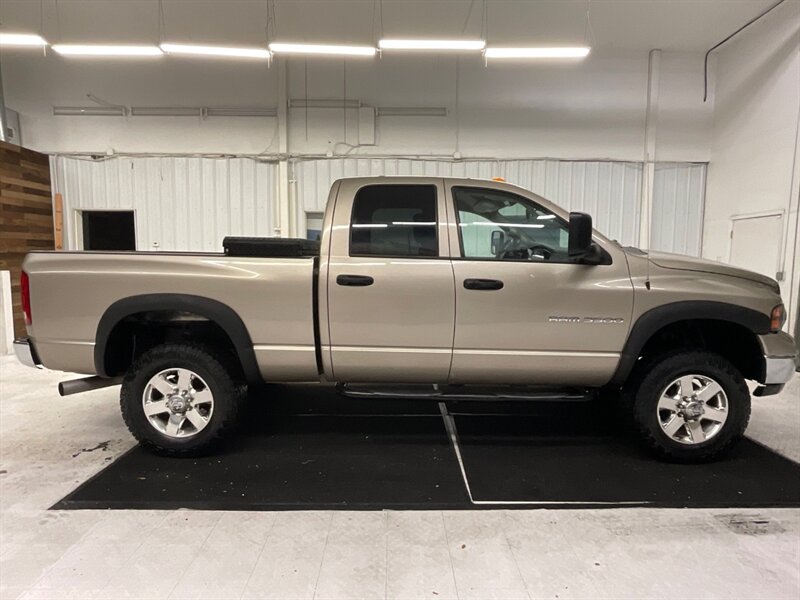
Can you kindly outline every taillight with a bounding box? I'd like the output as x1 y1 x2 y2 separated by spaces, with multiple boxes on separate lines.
20 270 31 326
770 304 786 332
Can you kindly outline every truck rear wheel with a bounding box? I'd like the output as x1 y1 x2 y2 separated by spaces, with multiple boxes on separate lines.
120 344 242 456
627 351 750 462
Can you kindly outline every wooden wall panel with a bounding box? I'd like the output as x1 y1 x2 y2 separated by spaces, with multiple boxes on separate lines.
0 141 53 338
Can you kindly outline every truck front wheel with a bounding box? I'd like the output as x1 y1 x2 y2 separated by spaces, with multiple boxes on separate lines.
627 351 751 462
120 344 242 456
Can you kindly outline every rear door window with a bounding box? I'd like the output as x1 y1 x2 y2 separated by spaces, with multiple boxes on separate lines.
350 185 438 257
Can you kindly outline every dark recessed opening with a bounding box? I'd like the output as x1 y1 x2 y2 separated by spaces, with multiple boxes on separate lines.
81 210 136 251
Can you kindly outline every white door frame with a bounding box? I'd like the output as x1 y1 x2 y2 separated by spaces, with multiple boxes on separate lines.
73 208 139 251
727 209 785 280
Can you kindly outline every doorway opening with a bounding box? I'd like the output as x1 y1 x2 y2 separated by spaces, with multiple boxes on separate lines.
81 211 136 251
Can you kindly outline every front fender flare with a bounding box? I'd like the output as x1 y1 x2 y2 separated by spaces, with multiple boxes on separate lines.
608 300 770 387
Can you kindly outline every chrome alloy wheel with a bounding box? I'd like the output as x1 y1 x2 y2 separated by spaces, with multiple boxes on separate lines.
142 368 214 438
657 374 728 445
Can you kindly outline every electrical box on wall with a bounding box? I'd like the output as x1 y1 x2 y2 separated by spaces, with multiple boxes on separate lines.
3 109 22 146
358 107 375 145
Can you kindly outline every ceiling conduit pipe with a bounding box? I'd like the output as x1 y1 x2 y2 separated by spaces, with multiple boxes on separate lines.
703 0 787 101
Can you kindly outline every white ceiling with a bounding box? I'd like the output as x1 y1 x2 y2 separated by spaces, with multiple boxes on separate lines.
0 0 783 52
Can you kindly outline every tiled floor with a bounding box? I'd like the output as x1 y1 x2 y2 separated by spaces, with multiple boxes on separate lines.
1 355 798 599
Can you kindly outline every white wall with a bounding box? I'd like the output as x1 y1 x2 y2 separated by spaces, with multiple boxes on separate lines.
703 1 800 331
284 50 711 162
4 49 712 163
52 156 278 251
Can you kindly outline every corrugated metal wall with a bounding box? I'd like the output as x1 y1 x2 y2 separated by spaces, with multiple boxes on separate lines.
294 158 705 253
51 155 705 255
52 156 278 252
651 162 706 256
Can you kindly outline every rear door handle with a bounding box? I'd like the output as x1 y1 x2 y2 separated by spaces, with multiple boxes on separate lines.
463 278 504 291
336 274 375 287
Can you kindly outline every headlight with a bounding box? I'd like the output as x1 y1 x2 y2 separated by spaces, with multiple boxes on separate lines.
770 304 786 332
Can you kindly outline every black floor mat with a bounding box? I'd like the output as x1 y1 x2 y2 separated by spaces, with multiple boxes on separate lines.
55 414 467 510
454 413 800 508
53 385 800 510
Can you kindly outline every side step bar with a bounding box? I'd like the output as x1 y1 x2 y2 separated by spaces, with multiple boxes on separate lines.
339 383 591 402
59 376 122 397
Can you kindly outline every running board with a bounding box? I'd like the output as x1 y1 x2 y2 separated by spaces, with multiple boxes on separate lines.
339 383 592 402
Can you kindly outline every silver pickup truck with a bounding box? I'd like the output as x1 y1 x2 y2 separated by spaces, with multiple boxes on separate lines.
15 177 798 461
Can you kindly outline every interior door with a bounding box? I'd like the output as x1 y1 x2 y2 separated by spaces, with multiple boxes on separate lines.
326 179 455 382
445 182 633 386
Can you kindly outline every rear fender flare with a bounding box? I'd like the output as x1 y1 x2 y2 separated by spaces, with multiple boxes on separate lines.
94 294 261 384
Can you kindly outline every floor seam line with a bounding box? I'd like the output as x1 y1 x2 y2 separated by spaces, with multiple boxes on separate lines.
439 510 461 600
499 514 534 600
238 512 279 599
94 511 172 595
165 513 223 600
311 511 334 600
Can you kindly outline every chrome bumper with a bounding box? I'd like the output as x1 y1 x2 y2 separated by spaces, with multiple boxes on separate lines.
764 356 797 385
758 331 798 384
13 337 42 369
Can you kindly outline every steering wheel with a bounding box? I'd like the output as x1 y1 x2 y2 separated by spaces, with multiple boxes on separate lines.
496 230 525 259
497 231 557 261
527 244 555 260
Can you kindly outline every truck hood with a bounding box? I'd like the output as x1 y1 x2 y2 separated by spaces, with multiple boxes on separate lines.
628 249 780 292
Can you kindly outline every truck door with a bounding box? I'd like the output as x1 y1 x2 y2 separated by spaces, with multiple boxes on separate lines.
445 181 633 386
324 179 455 382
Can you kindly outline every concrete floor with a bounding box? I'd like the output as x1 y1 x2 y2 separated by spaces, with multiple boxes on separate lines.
0 354 798 600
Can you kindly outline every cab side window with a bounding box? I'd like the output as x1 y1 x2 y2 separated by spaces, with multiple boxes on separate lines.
454 186 570 262
350 185 438 257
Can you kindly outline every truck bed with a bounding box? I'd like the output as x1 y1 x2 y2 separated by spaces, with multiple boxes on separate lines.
23 250 320 381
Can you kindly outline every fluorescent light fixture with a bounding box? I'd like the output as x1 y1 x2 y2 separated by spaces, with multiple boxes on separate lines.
269 43 376 57
160 43 270 59
377 106 447 117
52 44 163 56
379 39 485 51
0 33 48 46
53 106 126 117
484 46 590 59
205 107 277 117
130 107 202 117
128 106 277 117
289 99 361 109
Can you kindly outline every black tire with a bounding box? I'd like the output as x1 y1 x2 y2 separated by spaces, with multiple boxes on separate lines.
625 350 750 462
120 343 242 457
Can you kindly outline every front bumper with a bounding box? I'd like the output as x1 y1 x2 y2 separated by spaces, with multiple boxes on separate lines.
13 337 42 369
755 331 798 396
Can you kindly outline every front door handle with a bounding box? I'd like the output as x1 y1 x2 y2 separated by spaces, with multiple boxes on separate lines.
336 274 375 287
463 278 504 291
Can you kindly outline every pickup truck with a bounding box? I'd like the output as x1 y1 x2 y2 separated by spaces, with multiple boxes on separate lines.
14 177 798 461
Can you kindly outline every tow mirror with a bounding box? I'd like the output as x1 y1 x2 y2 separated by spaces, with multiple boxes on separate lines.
568 212 601 264
490 230 505 255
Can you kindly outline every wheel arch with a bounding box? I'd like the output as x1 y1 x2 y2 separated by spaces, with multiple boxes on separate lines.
609 301 770 387
95 294 261 384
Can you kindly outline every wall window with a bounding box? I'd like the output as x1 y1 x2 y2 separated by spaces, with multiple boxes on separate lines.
350 185 438 257
453 187 570 262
